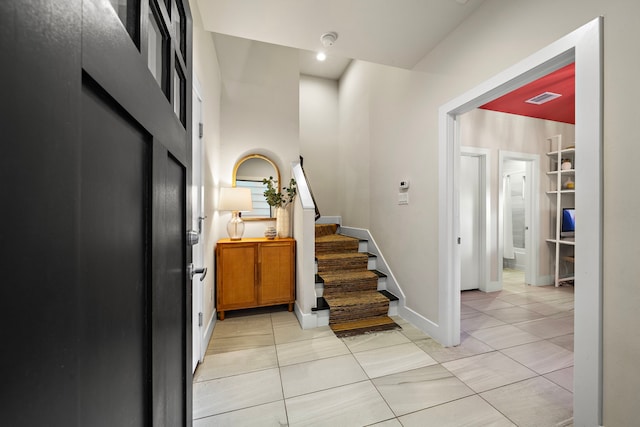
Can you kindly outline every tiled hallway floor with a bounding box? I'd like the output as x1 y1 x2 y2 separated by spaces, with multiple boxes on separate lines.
193 270 574 426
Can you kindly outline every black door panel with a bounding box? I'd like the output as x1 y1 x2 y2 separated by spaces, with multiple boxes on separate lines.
79 78 150 426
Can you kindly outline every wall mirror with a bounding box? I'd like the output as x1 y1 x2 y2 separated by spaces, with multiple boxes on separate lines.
232 154 280 220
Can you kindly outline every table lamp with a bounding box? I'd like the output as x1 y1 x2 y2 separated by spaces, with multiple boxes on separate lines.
219 187 253 240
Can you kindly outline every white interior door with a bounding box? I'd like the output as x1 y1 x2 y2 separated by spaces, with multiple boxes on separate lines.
460 154 482 291
191 83 205 371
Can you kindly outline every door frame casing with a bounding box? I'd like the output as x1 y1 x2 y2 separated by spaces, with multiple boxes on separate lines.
438 17 603 426
192 73 205 370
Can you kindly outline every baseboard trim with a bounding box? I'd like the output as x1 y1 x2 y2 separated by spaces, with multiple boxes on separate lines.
397 305 441 343
531 274 554 286
480 281 502 293
296 302 327 329
199 310 216 362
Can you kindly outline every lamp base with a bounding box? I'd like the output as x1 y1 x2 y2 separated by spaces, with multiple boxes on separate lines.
227 211 245 240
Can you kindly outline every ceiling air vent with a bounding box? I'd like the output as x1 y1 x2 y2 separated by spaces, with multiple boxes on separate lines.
525 92 562 105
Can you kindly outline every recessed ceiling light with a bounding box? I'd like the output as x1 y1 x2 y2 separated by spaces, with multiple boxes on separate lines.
525 92 562 105
316 52 327 61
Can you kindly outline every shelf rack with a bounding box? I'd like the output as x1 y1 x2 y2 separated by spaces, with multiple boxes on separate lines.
546 135 575 286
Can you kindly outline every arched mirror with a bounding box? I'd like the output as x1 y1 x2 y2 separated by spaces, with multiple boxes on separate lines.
232 154 280 220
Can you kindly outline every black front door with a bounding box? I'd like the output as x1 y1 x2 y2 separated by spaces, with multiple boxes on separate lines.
1 0 193 425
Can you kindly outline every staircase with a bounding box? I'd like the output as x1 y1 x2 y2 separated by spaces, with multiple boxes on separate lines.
314 224 399 337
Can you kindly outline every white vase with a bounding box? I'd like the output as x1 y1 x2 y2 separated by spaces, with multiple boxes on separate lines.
276 205 291 238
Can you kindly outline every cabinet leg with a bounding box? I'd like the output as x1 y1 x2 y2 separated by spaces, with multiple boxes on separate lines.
218 310 225 321
287 303 293 312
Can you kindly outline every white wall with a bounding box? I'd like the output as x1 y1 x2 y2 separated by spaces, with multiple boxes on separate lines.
337 0 640 424
213 34 300 238
340 60 440 318
459 108 575 284
299 75 340 216
338 61 373 228
190 0 222 332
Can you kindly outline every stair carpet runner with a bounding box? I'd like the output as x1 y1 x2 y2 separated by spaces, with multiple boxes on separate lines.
315 224 399 338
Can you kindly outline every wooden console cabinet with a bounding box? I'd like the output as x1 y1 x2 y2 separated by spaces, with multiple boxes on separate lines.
215 237 295 320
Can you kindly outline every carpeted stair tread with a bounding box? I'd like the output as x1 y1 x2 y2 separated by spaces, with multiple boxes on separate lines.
330 316 400 337
324 290 389 307
315 223 339 238
316 252 368 273
315 234 359 255
320 270 379 294
324 291 390 324
320 270 378 282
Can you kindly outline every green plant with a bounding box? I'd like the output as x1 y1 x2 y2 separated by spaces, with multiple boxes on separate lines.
262 176 297 208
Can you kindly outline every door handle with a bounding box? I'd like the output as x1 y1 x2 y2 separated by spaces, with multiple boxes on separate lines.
188 264 207 281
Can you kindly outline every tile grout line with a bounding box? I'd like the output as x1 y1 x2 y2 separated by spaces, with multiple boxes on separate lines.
340 328 400 424
271 312 291 427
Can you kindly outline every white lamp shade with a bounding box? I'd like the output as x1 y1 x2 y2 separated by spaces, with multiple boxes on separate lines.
219 187 253 212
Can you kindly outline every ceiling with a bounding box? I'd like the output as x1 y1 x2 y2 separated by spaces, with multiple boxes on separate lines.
480 63 575 124
196 0 575 124
196 0 487 79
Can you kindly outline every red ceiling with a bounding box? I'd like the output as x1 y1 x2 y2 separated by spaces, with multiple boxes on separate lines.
479 63 575 124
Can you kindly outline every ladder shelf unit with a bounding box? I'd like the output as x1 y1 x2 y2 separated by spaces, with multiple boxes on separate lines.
546 135 575 286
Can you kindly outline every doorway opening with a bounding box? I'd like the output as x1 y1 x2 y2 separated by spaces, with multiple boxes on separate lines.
438 18 602 426
503 160 528 276
460 147 491 292
499 151 540 288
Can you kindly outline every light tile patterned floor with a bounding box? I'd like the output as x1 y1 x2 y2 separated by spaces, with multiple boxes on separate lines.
193 269 574 426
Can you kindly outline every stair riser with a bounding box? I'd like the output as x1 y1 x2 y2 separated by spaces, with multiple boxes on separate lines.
315 223 338 238
324 283 378 295
323 279 379 294
315 241 359 255
312 300 397 318
316 279 387 295
329 303 390 323
317 259 368 273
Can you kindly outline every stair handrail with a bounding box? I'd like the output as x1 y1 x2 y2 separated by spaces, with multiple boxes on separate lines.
292 161 315 211
299 156 321 220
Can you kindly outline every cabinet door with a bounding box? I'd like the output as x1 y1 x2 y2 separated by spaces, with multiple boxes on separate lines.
217 244 257 309
258 242 294 305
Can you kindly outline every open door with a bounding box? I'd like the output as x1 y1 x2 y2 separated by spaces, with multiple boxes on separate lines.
460 154 483 291
2 0 193 425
